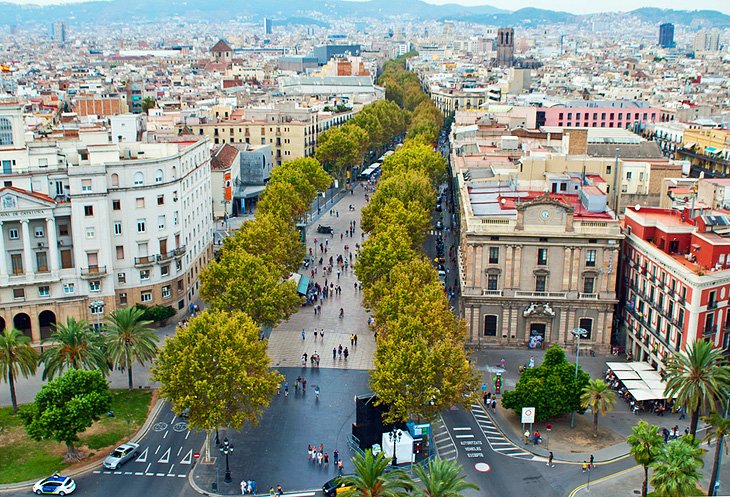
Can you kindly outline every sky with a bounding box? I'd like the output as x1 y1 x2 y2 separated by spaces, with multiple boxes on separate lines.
4 0 730 15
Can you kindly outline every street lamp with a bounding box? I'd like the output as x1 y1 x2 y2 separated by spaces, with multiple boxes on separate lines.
219 437 233 483
570 327 588 429
388 428 403 466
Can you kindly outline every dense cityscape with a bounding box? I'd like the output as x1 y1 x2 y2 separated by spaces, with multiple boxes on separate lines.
0 1 729 496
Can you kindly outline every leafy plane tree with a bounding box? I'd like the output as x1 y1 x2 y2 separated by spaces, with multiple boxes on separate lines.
20 369 112 462
152 309 282 461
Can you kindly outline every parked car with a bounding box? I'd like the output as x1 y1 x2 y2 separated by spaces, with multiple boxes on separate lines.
323 476 353 497
32 475 76 495
317 225 334 234
103 442 140 470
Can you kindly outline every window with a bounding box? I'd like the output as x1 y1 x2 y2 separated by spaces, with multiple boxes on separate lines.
158 215 166 229
84 205 94 216
678 308 685 327
11 254 23 274
586 249 596 267
174 211 179 225
140 270 150 280
489 247 499 264
60 249 73 269
113 222 122 235
89 280 100 292
81 179 92 192
36 252 48 272
536 274 547 292
155 169 163 183
12 288 24 300
176 260 182 272
709 291 717 309
157 195 164 205
136 197 145 208
537 248 548 266
118 272 126 283
133 172 144 185
484 315 498 336
177 279 184 291
162 285 171 298
8 228 18 240
583 276 595 294
161 265 170 277
116 245 125 260
626 171 632 180
119 292 128 305
178 299 185 310
137 219 146 233
0 117 13 145
112 200 121 210
487 274 498 290
63 283 75 294
38 286 50 297
141 291 152 302
34 226 44 238
58 224 69 236
578 318 593 340
111 173 119 187
705 313 715 334
86 227 95 239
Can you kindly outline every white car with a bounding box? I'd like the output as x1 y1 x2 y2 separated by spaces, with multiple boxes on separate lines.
103 442 140 470
32 474 76 495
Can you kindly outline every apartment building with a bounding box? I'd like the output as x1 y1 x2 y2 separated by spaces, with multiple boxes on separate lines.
0 102 213 342
677 129 730 177
621 206 730 370
455 166 622 353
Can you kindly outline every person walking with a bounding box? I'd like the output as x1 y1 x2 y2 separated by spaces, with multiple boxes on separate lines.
337 459 344 476
354 334 358 345
315 384 320 398
589 454 594 470
301 329 305 340
582 461 587 473
338 344 343 358
547 452 554 467
344 347 349 360
283 381 289 397
333 449 339 466
332 347 337 360
240 481 246 495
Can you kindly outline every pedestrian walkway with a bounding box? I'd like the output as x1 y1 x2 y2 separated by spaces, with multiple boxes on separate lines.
470 403 536 461
267 183 376 370
431 414 458 461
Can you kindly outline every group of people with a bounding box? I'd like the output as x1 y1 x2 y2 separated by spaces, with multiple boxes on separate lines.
333 344 350 360
239 479 257 495
307 445 343 473
523 429 542 445
300 351 321 367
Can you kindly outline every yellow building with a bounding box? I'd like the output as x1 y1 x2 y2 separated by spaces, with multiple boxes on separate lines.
678 129 730 176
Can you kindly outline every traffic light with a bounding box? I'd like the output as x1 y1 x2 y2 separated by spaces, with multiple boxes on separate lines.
494 374 502 394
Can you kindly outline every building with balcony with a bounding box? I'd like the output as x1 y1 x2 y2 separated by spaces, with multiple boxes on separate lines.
621 206 730 369
0 102 213 342
455 168 622 353
676 129 730 177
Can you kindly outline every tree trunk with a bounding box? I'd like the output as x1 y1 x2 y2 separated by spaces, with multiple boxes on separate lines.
690 407 700 438
642 464 649 497
127 365 134 390
708 433 724 496
204 430 211 463
64 442 82 463
8 370 17 414
593 412 599 437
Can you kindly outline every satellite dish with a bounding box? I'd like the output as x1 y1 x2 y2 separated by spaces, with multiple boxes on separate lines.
635 204 641 211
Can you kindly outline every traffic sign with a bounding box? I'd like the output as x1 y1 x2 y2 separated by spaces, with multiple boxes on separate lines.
521 407 536 424
193 452 200 460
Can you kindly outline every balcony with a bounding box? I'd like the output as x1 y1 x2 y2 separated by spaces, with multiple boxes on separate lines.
157 250 175 262
578 293 599 300
134 256 155 267
482 289 503 297
81 265 107 278
173 246 186 258
514 291 567 299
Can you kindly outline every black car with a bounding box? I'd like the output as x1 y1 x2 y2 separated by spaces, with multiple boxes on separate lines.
317 225 334 234
323 476 353 497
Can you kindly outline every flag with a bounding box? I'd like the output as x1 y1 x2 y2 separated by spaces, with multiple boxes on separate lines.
224 173 232 201
0 65 10 72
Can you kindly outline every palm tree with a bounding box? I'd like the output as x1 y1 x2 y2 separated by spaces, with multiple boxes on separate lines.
412 457 479 497
664 339 730 437
339 449 413 497
0 328 38 413
104 307 158 389
627 420 664 497
702 410 730 496
39 317 108 380
580 379 617 437
650 436 704 497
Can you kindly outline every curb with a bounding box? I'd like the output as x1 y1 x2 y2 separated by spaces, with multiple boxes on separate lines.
0 397 166 492
567 464 640 497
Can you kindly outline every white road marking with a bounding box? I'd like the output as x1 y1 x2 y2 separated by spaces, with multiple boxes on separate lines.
154 445 160 455
163 430 168 439
92 471 101 474
156 473 165 477
180 449 193 465
177 447 182 456
158 447 171 464
185 430 191 440
135 448 148 463
168 464 174 475
135 472 143 476
144 463 151 474
170 414 176 423
177 474 186 478
452 427 472 431
454 434 474 439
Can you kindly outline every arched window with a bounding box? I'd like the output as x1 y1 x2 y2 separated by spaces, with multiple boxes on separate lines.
0 118 12 145
133 172 144 186
110 173 119 187
155 169 164 183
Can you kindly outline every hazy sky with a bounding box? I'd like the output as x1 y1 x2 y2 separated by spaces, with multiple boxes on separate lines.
6 0 730 15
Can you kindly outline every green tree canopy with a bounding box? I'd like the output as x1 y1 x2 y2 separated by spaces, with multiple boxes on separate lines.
152 309 282 460
364 258 440 310
20 369 112 461
268 157 331 207
382 142 447 188
650 436 704 497
226 213 306 277
363 170 436 228
361 197 430 250
257 180 309 224
580 379 617 437
354 224 419 289
104 307 159 390
200 249 301 328
627 420 664 497
316 126 360 188
339 449 413 497
0 328 38 413
702 411 730 496
663 339 730 437
502 345 590 422
412 457 479 497
39 317 109 380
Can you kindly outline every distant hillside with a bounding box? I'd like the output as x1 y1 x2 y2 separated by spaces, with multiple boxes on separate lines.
452 7 575 26
630 7 730 27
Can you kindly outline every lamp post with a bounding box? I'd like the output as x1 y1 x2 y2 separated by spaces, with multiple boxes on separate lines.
570 327 588 429
388 428 403 466
219 437 233 483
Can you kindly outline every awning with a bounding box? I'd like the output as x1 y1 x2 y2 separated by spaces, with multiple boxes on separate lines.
297 274 310 295
614 370 641 380
606 362 633 371
606 361 668 401
238 185 266 199
683 142 696 149
705 146 719 154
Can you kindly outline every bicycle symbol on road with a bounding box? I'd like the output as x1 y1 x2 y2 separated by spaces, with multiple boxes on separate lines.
173 422 188 432
153 422 168 432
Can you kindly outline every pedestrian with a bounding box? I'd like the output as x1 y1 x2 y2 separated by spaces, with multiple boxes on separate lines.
251 481 257 494
350 334 355 346
302 378 307 393
524 430 530 444
301 329 305 340
333 448 339 465
548 452 554 467
589 454 594 469
324 452 329 466
338 344 343 357
491 399 497 412
283 381 289 397
332 347 337 360
315 384 320 398
582 461 587 473
247 480 253 494
313 329 317 340
678 406 686 420
302 353 308 366
534 430 541 445
320 329 325 339
344 347 349 360
241 481 246 495
354 334 358 345
269 488 275 496
317 451 323 465
276 484 284 496
308 444 313 460
337 459 344 475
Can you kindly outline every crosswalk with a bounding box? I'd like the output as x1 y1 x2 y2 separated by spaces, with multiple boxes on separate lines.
469 403 539 461
431 414 458 461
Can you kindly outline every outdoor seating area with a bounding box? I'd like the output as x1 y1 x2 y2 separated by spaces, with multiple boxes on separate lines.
605 362 673 415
